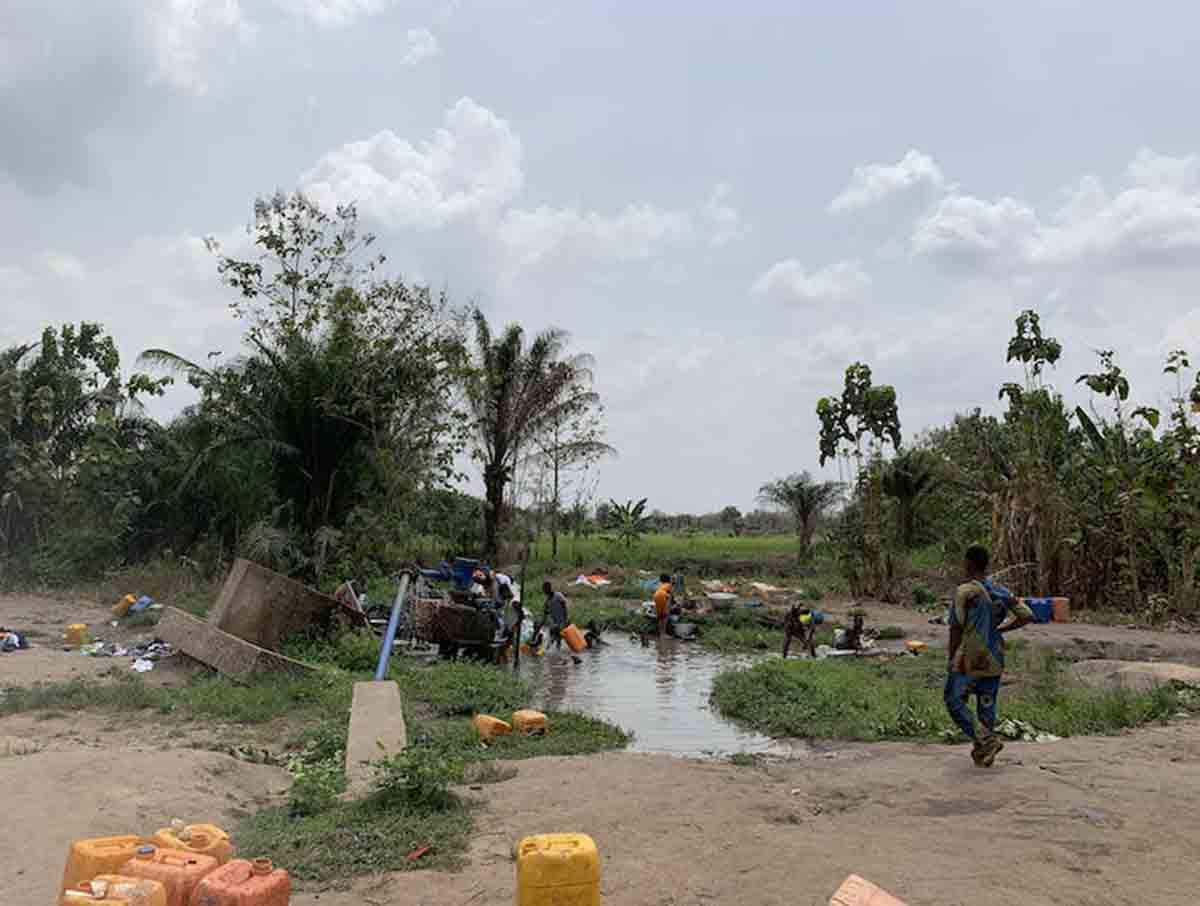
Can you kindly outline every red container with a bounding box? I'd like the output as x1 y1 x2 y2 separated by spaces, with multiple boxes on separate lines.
190 858 291 906
121 846 218 906
1051 597 1071 622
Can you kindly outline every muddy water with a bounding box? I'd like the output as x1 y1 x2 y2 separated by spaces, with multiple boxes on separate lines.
519 636 812 758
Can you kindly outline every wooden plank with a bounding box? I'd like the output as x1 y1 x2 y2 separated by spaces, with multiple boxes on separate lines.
157 607 313 681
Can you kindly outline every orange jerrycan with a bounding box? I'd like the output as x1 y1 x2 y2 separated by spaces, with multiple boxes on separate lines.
561 624 587 653
152 822 234 865
190 858 291 906
61 875 167 906
61 835 146 893
512 709 548 735
473 714 512 741
516 833 601 906
121 846 219 906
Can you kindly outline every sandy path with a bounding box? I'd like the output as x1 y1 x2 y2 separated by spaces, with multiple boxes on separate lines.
8 720 1198 906
299 722 1200 906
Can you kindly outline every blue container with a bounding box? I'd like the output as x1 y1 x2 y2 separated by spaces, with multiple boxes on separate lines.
1025 597 1054 624
451 558 480 589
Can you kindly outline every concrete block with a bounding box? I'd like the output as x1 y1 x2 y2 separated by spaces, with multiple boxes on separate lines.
208 558 366 650
345 680 408 796
157 607 314 681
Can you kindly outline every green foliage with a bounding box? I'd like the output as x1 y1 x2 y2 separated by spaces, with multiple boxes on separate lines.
374 743 464 811
911 584 938 607
605 498 652 547
711 649 1187 742
758 472 841 560
391 659 529 716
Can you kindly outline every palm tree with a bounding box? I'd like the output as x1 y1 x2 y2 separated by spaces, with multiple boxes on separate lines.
758 472 842 561
464 310 592 560
880 448 938 548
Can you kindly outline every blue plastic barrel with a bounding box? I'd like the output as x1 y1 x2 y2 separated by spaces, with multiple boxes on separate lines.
1025 597 1054 624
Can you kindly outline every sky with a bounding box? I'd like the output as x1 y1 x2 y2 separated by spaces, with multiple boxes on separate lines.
4 1 1200 513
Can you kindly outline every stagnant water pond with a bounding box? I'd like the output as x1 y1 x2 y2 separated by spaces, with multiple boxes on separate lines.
516 635 818 758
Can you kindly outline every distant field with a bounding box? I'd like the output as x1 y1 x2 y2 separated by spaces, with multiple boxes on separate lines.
528 533 802 569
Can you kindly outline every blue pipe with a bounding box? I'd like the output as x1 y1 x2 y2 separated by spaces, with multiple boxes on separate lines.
374 573 411 681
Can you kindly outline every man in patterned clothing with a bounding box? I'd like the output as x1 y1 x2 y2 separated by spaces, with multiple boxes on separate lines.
945 544 1033 767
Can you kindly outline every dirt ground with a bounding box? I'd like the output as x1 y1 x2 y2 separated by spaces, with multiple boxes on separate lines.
0 592 197 687
7 592 1200 905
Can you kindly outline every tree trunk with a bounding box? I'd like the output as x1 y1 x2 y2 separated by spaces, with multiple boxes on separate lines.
482 463 505 560
551 450 560 560
798 519 814 562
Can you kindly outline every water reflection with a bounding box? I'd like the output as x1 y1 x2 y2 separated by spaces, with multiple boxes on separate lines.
518 635 806 758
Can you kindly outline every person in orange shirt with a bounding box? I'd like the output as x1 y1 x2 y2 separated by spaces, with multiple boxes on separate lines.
652 573 673 638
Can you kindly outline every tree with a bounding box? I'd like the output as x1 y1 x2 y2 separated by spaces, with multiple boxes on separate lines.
141 193 466 554
817 362 902 594
881 448 939 548
464 311 596 560
0 324 166 567
719 505 744 536
757 473 841 560
527 361 615 559
606 498 652 547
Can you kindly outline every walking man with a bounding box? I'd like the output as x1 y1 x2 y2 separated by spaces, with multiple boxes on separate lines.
945 544 1033 767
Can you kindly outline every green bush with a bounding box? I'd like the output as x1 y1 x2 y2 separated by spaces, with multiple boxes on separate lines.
373 743 464 811
912 584 938 607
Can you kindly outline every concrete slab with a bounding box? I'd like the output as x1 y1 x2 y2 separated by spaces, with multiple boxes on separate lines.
157 607 314 681
208 558 366 650
345 680 408 796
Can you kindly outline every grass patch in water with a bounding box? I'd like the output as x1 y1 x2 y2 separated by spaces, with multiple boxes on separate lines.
711 646 1189 742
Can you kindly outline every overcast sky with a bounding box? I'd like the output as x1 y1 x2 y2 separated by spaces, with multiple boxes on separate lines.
4 1 1200 513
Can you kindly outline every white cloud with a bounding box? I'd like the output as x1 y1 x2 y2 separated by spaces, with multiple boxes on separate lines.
830 149 944 214
1032 149 1200 270
401 27 440 65
702 183 748 246
299 97 524 229
750 258 871 303
912 194 1039 272
496 203 695 271
300 99 743 279
274 0 391 28
898 148 1200 276
144 0 256 96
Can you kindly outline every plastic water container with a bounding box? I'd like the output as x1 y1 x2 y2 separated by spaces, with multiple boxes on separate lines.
112 594 138 618
65 623 89 648
516 833 601 906
61 836 147 893
61 875 168 906
121 846 219 906
1052 597 1071 622
152 823 234 865
512 709 548 735
1023 597 1055 623
190 858 290 906
473 714 512 741
561 624 587 653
